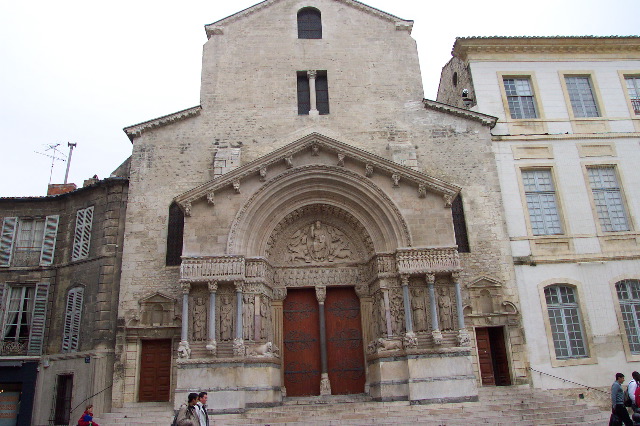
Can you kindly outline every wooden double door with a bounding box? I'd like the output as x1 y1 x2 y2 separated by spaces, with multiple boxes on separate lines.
283 287 365 396
476 327 511 386
139 339 172 401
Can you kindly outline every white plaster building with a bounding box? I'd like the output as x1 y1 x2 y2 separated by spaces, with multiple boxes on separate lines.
438 36 640 390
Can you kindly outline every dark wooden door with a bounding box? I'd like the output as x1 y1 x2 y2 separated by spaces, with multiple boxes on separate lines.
489 327 511 386
325 287 365 395
139 339 172 401
283 289 321 396
475 327 496 386
54 374 73 424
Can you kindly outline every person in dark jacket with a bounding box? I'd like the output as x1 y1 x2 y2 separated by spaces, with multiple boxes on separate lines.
613 373 633 426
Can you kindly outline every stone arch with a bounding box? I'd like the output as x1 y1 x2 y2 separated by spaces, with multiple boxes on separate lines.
227 165 411 256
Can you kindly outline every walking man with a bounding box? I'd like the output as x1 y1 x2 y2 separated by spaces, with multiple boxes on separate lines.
613 373 633 426
196 391 209 426
175 392 201 426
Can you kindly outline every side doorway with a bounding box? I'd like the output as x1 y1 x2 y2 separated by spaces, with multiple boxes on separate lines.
139 339 172 401
475 326 511 386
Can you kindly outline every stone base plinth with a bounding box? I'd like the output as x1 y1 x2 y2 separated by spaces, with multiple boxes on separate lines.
174 358 281 412
367 348 477 404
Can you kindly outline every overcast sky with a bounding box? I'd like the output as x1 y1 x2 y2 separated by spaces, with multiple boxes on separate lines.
1 0 637 197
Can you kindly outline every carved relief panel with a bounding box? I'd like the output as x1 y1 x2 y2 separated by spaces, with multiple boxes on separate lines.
138 293 177 327
410 287 429 332
190 285 209 342
217 284 236 342
436 277 457 332
266 205 374 266
389 287 405 336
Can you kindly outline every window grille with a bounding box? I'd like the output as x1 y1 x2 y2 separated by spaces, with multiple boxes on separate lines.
544 285 587 359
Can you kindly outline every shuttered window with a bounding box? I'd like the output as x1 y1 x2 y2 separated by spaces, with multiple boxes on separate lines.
1 283 49 356
62 287 84 352
72 206 94 261
0 215 59 267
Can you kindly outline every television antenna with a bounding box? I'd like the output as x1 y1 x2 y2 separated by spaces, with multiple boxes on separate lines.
35 144 66 185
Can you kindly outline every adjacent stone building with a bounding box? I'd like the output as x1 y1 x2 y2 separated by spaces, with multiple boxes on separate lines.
0 174 128 424
438 36 640 390
113 0 527 412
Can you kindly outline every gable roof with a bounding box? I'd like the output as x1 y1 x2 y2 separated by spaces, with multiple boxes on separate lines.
423 99 497 128
174 132 460 210
204 0 413 38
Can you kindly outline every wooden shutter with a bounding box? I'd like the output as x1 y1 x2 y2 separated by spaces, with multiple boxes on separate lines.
39 215 59 266
0 283 6 326
27 282 49 355
62 288 84 352
72 207 93 261
0 217 17 267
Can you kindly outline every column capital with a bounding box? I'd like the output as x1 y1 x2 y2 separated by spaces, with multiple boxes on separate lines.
451 271 461 281
426 273 435 285
234 280 244 292
208 281 219 293
315 286 327 303
273 287 287 301
400 274 410 287
307 69 317 79
180 281 191 294
354 283 369 298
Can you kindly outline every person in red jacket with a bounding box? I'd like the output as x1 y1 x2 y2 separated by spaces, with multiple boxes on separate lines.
77 404 99 426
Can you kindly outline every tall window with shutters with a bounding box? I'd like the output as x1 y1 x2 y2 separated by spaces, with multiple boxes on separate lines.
0 215 59 267
62 287 84 352
0 283 50 356
72 206 94 261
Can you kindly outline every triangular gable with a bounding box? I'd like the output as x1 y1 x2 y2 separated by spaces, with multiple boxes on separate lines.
174 132 461 213
139 292 176 305
467 276 503 288
205 0 413 38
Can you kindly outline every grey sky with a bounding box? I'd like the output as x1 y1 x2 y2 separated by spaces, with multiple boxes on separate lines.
1 0 637 197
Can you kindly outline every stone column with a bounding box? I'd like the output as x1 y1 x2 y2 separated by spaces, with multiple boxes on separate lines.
316 285 331 396
355 283 373 357
255 293 262 341
206 281 218 355
272 287 286 394
178 281 192 359
307 70 319 116
233 281 245 357
401 275 417 349
452 272 470 346
382 287 393 338
427 274 443 345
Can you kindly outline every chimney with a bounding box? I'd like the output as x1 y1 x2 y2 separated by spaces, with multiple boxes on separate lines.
47 183 77 196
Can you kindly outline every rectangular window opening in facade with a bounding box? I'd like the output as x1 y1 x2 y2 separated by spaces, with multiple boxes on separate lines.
565 76 600 118
625 76 640 115
544 285 587 359
297 70 329 115
616 279 640 354
0 283 49 356
503 77 538 119
0 215 59 267
587 166 630 232
521 169 563 235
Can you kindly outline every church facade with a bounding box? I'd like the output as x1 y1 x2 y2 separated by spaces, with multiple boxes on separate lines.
113 0 528 411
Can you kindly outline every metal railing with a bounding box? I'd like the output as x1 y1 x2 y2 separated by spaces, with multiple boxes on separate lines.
529 366 608 396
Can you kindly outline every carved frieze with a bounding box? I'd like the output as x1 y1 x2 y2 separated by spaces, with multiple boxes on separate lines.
181 256 245 282
273 266 368 287
396 247 460 274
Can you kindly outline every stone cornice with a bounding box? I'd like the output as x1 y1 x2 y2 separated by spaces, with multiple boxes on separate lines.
173 132 461 210
123 106 202 142
423 99 497 128
205 0 413 39
452 36 640 61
